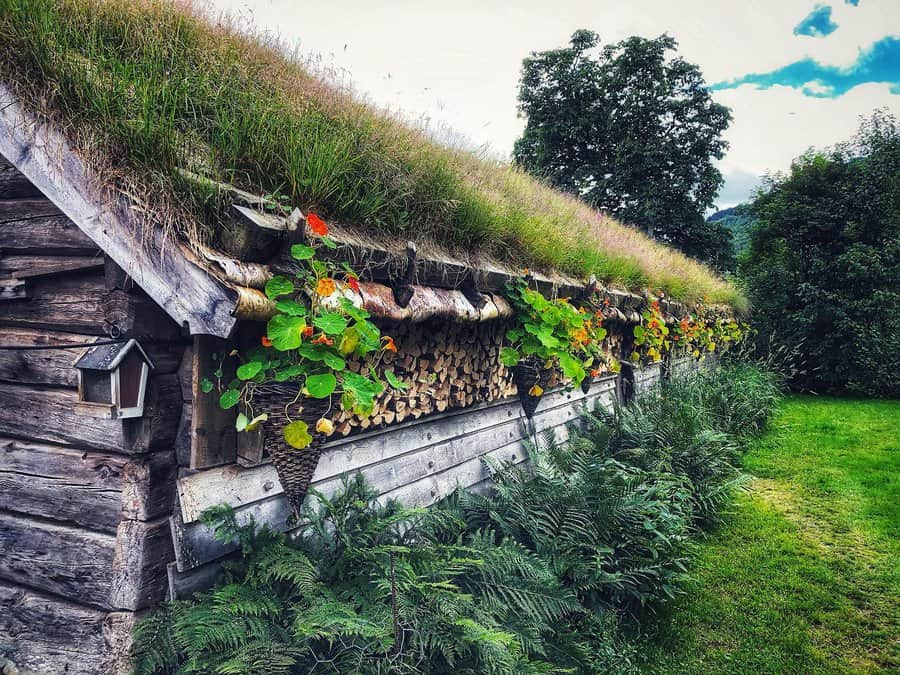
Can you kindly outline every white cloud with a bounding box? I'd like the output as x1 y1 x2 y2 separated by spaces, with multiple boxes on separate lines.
205 0 900 207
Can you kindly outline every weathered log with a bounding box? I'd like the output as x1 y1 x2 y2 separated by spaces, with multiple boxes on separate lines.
0 511 116 609
0 278 28 300
0 197 62 222
0 375 180 453
190 335 237 468
0 156 41 198
0 254 104 279
218 204 291 262
0 214 100 255
0 580 110 675
111 516 174 611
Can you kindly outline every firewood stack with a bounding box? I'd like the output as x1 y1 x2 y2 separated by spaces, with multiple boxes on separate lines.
332 318 518 436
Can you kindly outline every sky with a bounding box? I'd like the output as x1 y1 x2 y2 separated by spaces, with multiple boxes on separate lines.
208 0 900 211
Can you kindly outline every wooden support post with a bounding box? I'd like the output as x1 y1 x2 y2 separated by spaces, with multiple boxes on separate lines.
392 241 417 307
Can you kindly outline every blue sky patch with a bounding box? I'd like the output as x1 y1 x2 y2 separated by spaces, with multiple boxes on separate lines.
794 4 839 37
711 36 900 97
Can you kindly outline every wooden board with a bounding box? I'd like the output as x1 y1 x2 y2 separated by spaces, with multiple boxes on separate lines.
0 214 100 255
0 156 41 199
0 376 181 454
0 87 241 338
111 517 175 611
0 511 117 609
189 334 237 469
0 196 62 222
0 271 108 334
0 580 111 675
171 379 618 570
0 254 104 279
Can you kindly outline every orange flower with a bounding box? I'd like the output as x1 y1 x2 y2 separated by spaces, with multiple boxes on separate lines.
301 325 314 339
315 277 336 296
522 268 530 276
651 300 661 312
345 275 360 292
382 336 398 352
590 368 602 377
312 334 334 346
307 212 329 236
261 336 273 348
594 310 604 318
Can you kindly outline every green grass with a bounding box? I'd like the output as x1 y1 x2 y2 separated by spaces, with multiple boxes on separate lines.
640 395 900 674
0 0 743 309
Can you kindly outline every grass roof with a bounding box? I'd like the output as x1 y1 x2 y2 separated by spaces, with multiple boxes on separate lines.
0 0 745 310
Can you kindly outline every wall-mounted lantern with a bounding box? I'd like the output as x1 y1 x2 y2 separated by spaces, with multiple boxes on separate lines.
74 339 154 419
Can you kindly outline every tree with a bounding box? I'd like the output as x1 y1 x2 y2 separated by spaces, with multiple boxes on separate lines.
741 110 900 396
513 31 732 262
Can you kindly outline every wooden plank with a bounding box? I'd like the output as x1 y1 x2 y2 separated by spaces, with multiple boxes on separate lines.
0 214 100 255
0 580 110 675
121 451 178 523
0 197 62 222
0 254 104 279
0 327 184 387
0 87 241 338
190 334 237 469
0 438 126 533
171 379 618 570
0 511 117 609
111 517 174 611
0 270 108 334
0 156 41 198
0 376 181 454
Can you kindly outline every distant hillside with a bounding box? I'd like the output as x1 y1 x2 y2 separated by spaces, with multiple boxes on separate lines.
708 204 757 255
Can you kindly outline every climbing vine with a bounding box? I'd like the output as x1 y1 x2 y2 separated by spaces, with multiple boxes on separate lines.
204 214 406 449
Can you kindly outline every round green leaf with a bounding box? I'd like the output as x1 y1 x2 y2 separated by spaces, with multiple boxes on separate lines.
200 377 214 394
265 275 294 300
290 244 315 260
384 370 408 390
313 313 349 336
236 360 263 381
267 314 305 351
275 299 307 317
283 420 312 449
219 389 240 410
322 352 346 371
499 347 520 367
305 373 336 398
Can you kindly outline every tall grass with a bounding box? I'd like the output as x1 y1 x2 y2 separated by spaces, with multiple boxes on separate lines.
0 0 744 308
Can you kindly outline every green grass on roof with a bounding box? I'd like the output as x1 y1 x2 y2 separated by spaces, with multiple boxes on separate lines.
0 0 745 309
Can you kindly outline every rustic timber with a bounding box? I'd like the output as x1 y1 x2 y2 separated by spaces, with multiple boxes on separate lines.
0 214 100 255
0 376 180 453
111 517 174 610
0 438 127 533
0 85 241 338
220 204 290 262
0 197 62 222
0 254 103 280
0 581 110 675
190 335 237 468
0 279 28 300
0 510 117 609
0 156 41 199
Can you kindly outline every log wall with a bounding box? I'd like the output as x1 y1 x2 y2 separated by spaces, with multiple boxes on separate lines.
0 157 187 674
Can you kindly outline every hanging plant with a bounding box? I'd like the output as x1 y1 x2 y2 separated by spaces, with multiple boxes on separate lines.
500 276 610 416
630 298 670 365
206 213 407 513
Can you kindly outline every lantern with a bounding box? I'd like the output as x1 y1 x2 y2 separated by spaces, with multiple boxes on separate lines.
74 339 154 419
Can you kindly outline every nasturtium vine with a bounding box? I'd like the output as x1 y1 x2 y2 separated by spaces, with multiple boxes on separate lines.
631 299 669 363
502 277 611 387
212 214 407 450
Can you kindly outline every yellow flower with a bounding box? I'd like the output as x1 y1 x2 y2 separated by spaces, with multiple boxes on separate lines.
528 384 544 397
315 278 337 296
315 418 335 435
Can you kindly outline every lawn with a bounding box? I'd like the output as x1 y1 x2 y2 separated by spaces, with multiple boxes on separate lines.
640 395 899 674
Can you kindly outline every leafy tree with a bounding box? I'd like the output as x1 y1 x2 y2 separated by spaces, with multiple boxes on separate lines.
741 110 900 396
708 203 758 257
513 31 732 263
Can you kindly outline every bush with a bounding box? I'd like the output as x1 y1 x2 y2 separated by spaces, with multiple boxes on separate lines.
133 362 780 674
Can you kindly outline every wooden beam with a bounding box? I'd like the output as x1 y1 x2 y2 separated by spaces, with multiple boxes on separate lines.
0 156 41 199
0 214 100 255
0 254 104 279
0 580 111 675
0 85 240 338
0 511 117 609
189 335 237 469
111 516 174 611
0 196 62 222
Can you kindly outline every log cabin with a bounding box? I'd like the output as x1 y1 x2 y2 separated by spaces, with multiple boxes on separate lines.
0 5 735 672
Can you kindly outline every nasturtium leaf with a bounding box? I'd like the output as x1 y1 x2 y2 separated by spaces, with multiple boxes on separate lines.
283 420 312 449
245 413 268 431
355 321 381 353
633 325 646 340
267 315 305 351
559 352 585 383
505 328 523 342
305 373 337 398
298 343 327 361
499 347 520 367
322 352 346 371
536 330 560 349
219 388 240 410
338 297 370 321
290 244 315 260
265 275 294 300
274 364 306 382
235 412 249 432
338 327 360 356
384 370 408 390
200 377 214 394
319 236 338 249
313 312 349 336
275 299 307 317
236 360 263 381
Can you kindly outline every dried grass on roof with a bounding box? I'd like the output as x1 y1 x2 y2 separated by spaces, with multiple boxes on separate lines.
0 0 745 309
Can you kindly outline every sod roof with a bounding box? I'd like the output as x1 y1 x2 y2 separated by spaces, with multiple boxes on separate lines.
0 0 745 311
